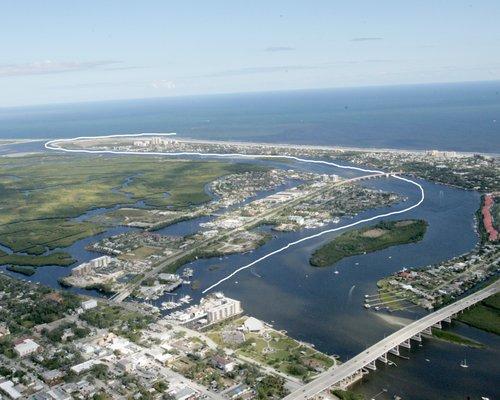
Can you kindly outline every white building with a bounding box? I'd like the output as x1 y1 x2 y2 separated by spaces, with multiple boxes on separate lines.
205 296 242 324
81 299 98 310
242 317 264 333
70 360 100 375
14 338 40 357
0 380 22 399
72 256 112 276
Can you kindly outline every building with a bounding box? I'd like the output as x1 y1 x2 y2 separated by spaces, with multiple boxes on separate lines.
205 294 242 324
168 386 197 400
14 338 40 357
41 370 65 386
211 355 237 373
242 317 264 333
72 256 112 276
81 299 98 310
70 360 100 375
0 380 22 399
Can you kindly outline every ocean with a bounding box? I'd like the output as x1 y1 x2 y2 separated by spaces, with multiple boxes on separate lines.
1 81 499 153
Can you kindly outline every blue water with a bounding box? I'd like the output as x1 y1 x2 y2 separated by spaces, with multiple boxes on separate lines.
1 81 499 153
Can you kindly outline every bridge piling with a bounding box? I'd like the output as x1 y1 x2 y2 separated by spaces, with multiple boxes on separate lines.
366 361 377 371
400 339 411 349
411 333 422 342
389 346 400 356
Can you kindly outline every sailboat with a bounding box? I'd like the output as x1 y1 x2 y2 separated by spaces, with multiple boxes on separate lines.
460 357 468 368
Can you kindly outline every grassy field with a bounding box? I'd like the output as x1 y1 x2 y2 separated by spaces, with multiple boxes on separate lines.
206 316 333 381
431 328 484 348
310 219 427 267
458 293 500 335
0 154 263 260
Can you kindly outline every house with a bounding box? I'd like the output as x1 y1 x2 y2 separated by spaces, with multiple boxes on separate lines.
41 369 65 386
31 387 72 400
14 338 41 357
211 355 236 373
169 386 197 400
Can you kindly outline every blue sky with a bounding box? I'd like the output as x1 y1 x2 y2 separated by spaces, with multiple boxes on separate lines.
1 0 499 107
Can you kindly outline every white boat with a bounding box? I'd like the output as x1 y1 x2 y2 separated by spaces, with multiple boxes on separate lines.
161 301 180 310
182 268 194 278
460 358 468 368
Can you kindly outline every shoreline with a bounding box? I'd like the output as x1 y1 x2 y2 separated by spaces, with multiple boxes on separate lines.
2 135 499 157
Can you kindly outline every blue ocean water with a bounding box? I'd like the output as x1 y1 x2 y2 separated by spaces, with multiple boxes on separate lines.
0 81 499 153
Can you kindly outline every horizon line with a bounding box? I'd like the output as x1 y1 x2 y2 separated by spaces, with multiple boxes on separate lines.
1 78 499 110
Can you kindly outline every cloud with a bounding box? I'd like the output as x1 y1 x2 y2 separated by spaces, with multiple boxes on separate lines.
350 37 383 42
265 46 295 52
201 65 317 78
151 79 176 89
0 60 121 77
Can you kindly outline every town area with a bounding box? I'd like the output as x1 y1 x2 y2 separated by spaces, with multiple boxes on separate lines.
0 272 337 400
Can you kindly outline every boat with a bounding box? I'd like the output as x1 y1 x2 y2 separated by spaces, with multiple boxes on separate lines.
334 270 339 275
182 268 194 278
374 306 380 311
364 304 371 309
161 301 180 310
460 358 468 368
179 295 192 304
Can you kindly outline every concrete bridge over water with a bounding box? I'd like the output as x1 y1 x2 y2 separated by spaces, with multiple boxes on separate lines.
283 280 500 400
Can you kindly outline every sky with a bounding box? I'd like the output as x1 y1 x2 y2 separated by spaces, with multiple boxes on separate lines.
1 0 500 107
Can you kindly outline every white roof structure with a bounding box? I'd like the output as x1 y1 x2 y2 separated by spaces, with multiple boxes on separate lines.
0 380 22 399
243 317 264 332
14 338 40 357
70 360 100 374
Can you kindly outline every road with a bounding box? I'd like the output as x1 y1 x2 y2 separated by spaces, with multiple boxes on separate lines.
283 280 500 400
112 172 386 302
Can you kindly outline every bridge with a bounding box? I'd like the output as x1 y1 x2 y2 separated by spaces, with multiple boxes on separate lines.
283 280 500 400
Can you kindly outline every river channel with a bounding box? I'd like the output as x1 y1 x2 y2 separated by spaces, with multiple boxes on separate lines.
0 144 498 400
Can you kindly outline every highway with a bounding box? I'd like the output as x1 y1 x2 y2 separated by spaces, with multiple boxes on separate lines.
283 280 500 400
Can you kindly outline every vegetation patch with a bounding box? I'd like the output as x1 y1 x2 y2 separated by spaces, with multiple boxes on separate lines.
80 304 153 342
431 328 484 348
458 293 500 335
6 265 36 276
331 389 364 400
310 219 427 267
0 251 75 267
0 154 262 263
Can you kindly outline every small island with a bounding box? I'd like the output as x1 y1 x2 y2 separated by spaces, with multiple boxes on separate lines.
310 219 427 267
